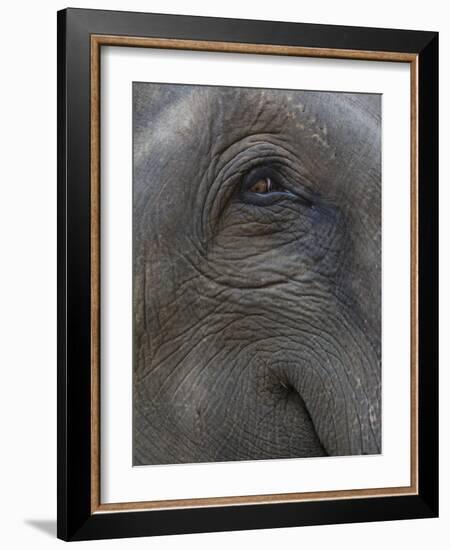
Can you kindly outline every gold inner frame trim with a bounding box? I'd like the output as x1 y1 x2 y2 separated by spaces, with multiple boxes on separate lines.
90 34 419 514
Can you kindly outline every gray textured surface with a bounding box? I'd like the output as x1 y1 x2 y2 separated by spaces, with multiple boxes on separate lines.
132 83 381 465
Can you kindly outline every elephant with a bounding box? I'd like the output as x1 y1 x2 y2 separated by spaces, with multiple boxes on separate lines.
132 82 381 465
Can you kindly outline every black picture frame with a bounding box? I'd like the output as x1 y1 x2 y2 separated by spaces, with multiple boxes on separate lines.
57 7 438 541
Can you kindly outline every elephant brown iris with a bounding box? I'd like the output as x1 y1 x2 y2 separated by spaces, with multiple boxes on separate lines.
132 83 382 465
249 176 273 194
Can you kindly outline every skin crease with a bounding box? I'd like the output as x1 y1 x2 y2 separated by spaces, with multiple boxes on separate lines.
133 83 381 465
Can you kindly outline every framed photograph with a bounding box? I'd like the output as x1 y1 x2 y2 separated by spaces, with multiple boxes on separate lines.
57 8 438 541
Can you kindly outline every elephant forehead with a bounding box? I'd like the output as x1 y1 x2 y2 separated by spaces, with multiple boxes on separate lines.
193 86 378 139
135 85 379 171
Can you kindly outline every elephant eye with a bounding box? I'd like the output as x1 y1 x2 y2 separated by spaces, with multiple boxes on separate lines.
249 177 271 194
248 176 279 194
240 167 294 205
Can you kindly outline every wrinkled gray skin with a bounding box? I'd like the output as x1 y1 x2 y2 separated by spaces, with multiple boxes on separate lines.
133 83 381 465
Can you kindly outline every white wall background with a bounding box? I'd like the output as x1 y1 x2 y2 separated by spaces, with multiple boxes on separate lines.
0 1 446 548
